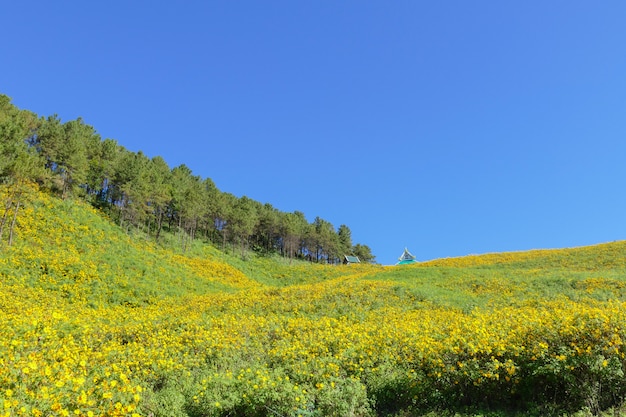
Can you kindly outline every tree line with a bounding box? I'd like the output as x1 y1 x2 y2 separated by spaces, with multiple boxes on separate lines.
0 94 375 263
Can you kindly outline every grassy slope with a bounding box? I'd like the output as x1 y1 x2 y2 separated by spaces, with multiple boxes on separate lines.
364 241 626 311
6 186 625 308
1 187 261 307
1 187 386 309
3 187 626 417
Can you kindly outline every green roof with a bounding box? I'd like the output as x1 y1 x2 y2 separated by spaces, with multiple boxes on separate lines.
344 255 360 263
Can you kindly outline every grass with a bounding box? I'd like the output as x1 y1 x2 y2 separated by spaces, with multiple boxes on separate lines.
2 186 626 417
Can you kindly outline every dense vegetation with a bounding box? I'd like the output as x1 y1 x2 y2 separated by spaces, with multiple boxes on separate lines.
0 94 375 263
2 184 626 417
3 95 626 417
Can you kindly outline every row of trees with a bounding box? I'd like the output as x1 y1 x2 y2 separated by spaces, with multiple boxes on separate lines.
0 95 375 263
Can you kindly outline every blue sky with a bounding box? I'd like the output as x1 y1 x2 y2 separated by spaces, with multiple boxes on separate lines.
3 2 626 264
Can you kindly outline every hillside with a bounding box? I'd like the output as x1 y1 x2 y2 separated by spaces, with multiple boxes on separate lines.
0 93 376 266
2 187 626 417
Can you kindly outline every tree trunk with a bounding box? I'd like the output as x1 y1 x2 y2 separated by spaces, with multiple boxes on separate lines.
8 200 21 246
0 195 14 241
119 199 125 228
62 172 70 200
155 209 163 242
240 236 246 259
178 216 185 252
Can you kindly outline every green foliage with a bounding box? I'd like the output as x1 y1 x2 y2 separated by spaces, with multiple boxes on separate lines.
0 93 376 262
353 243 376 263
1 188 240 307
6 95 626 417
3 188 626 417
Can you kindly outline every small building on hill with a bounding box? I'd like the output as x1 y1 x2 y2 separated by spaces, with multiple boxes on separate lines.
343 255 361 265
396 248 418 265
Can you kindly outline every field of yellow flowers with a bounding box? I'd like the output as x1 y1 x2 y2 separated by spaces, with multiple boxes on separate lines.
2 186 626 416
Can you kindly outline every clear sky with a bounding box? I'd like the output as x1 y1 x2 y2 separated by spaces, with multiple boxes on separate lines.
3 2 626 264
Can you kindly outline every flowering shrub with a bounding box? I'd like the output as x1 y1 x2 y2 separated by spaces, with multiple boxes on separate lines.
2 187 626 416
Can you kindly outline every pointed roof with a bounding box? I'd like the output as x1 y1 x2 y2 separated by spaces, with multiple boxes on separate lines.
398 247 416 261
396 248 418 265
